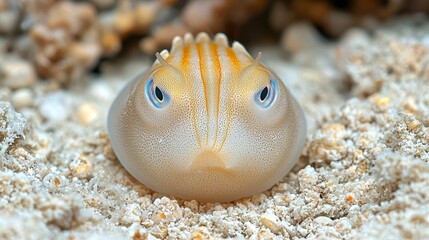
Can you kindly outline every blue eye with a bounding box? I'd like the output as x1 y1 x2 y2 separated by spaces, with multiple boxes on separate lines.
145 78 170 108
254 79 278 108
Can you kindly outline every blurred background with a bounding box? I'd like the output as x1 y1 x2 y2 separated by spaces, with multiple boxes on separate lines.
0 0 428 86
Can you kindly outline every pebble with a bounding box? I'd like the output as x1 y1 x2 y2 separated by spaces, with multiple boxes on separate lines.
89 81 115 103
0 10 18 34
314 216 333 225
69 154 93 179
182 0 225 33
39 92 70 122
281 22 323 56
340 28 371 48
334 218 352 234
1 60 37 89
0 102 27 154
77 102 99 125
260 210 281 233
120 203 143 226
42 173 64 192
321 204 333 214
100 28 121 56
69 42 101 70
406 119 421 132
11 88 33 109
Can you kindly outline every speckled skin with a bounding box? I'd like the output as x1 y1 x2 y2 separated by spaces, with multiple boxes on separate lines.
108 33 306 202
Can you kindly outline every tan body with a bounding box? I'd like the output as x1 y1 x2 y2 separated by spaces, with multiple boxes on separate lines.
108 33 306 202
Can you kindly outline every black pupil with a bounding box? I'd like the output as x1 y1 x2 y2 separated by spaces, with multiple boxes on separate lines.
155 87 163 102
260 87 268 101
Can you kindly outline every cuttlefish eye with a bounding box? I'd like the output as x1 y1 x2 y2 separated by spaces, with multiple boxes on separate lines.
145 78 170 108
254 79 278 108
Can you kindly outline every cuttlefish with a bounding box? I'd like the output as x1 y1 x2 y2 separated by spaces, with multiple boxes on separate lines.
108 33 306 202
